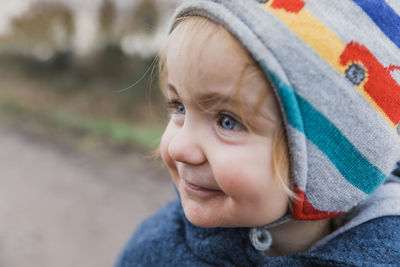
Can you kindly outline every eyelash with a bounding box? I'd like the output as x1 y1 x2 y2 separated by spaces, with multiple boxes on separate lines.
167 100 185 114
167 100 246 131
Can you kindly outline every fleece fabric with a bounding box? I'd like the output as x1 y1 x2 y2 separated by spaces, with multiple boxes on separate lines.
116 180 400 267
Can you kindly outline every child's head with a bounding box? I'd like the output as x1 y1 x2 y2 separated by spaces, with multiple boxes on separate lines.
159 0 400 227
159 16 290 227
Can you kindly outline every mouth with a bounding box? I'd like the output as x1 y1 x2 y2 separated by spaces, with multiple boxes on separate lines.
182 179 223 199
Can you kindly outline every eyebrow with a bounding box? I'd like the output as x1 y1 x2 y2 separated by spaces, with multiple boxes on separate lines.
166 83 236 109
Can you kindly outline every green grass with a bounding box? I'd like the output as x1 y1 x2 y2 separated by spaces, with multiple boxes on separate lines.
52 109 163 147
0 98 164 150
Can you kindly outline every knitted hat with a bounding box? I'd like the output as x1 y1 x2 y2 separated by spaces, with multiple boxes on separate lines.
170 0 400 221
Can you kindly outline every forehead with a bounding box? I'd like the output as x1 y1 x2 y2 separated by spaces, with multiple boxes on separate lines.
166 18 267 105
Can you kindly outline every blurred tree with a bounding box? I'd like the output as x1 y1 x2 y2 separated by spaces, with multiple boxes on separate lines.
0 0 166 126
2 2 74 57
98 0 117 44
120 0 160 35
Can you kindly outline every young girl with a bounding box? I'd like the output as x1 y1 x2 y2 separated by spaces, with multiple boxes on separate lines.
117 0 400 265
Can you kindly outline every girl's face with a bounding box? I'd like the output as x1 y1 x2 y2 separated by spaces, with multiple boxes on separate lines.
160 21 289 227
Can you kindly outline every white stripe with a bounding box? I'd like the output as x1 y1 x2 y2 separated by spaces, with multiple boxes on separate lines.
287 126 309 190
305 140 367 212
391 69 400 85
386 0 400 15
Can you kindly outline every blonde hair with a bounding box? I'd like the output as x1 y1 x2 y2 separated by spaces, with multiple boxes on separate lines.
158 16 294 198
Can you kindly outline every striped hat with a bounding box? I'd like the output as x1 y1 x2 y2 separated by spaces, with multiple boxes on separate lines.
171 0 400 221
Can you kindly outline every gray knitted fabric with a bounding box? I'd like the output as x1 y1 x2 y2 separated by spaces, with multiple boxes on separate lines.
171 0 400 222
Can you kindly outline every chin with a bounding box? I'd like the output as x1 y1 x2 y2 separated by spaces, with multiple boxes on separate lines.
185 214 217 228
182 203 280 228
182 204 248 228
181 200 227 228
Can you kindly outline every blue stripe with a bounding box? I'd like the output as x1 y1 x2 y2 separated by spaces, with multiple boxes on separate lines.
352 0 400 49
266 70 386 194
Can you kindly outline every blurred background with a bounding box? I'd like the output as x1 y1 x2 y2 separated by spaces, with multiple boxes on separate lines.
0 0 181 266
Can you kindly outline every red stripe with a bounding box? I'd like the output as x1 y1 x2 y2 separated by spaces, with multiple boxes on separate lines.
340 41 400 126
292 185 342 220
270 0 305 13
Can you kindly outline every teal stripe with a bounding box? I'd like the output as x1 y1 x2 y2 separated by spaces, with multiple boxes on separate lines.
266 70 386 194
267 70 305 132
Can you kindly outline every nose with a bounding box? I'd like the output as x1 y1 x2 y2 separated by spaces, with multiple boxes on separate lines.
168 122 206 166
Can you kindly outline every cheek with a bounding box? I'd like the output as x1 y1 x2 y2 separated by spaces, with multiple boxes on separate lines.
212 144 273 200
159 122 177 173
211 147 289 225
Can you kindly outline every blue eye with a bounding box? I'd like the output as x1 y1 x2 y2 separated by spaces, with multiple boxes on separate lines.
219 114 244 131
167 100 185 115
177 103 185 114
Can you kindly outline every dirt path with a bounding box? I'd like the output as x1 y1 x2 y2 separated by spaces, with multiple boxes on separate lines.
0 123 175 267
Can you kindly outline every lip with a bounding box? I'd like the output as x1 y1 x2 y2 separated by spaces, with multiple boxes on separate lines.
182 179 222 199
